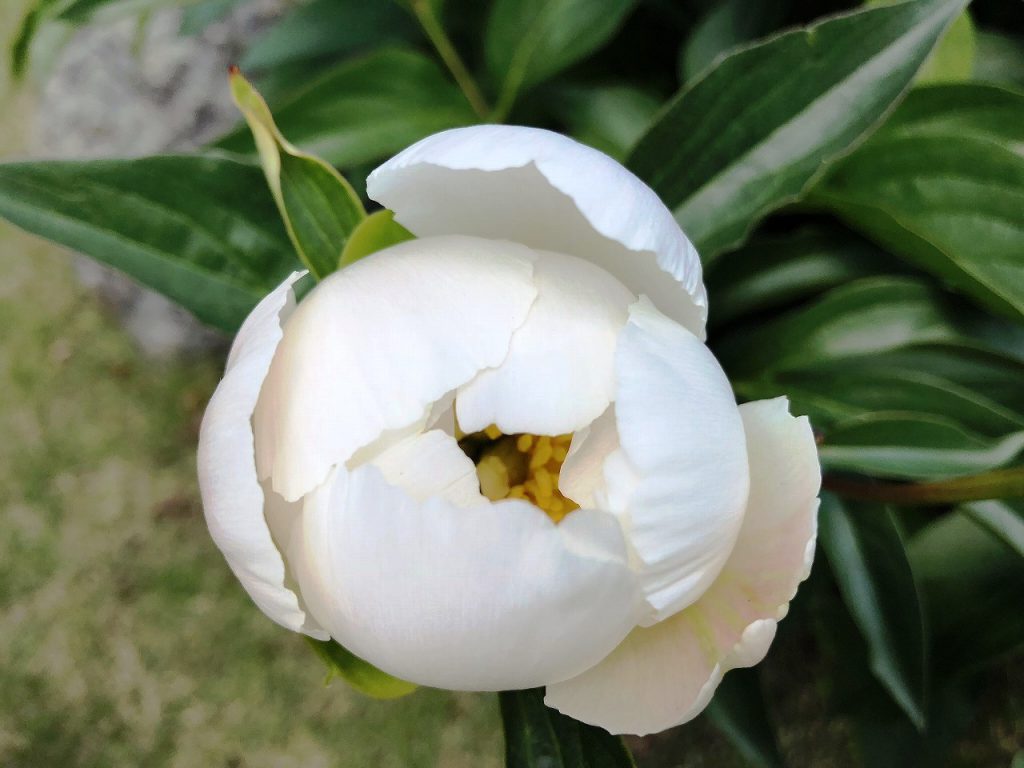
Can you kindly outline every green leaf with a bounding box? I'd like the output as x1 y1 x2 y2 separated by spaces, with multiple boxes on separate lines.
499 688 635 768
909 509 1024 674
811 83 1024 321
704 224 902 330
743 368 1024 436
485 0 637 119
819 413 1024 480
866 1 976 83
962 499 1024 558
818 494 927 729
0 153 298 331
715 277 964 378
240 0 418 71
305 638 417 699
229 69 365 280
179 0 245 36
973 31 1024 87
704 668 786 768
548 84 662 161
339 209 415 268
627 0 968 260
215 48 477 168
679 0 788 83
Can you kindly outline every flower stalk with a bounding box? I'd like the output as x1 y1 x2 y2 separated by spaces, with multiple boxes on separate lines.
823 466 1024 507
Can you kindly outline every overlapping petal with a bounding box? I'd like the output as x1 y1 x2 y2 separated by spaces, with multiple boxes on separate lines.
611 297 750 622
253 236 538 502
456 250 635 437
290 430 642 691
366 125 707 338
545 398 821 735
197 272 327 639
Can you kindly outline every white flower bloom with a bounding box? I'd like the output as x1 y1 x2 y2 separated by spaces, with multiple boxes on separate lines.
198 126 821 736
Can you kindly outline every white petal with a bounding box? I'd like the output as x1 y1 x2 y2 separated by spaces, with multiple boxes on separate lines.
456 250 634 436
612 297 749 621
545 397 821 735
369 428 486 508
290 450 642 691
367 125 707 338
253 235 538 501
559 406 620 509
197 272 327 639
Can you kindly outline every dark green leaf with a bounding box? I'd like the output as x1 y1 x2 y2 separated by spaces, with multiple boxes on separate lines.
499 688 635 768
679 0 788 83
305 638 417 699
240 0 418 71
811 83 1024 321
179 0 246 36
0 154 298 331
215 48 477 168
230 69 365 279
962 499 1024 558
910 509 1024 674
548 84 661 160
627 0 968 260
716 277 964 378
818 494 927 729
973 30 1024 87
704 668 785 768
704 224 902 330
819 413 1024 480
485 0 637 119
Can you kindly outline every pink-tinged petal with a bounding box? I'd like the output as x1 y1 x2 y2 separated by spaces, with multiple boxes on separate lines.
546 397 820 735
367 125 707 337
198 272 327 639
612 297 749 621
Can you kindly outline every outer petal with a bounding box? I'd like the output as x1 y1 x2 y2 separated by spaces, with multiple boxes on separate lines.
456 250 635 436
545 397 821 735
197 272 327 639
289 431 642 691
613 297 749 621
253 235 538 501
366 125 707 338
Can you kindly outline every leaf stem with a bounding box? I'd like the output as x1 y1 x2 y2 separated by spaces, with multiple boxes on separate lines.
823 466 1024 507
408 0 490 120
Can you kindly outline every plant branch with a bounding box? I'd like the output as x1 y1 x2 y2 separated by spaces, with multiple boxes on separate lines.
823 466 1024 507
408 0 490 120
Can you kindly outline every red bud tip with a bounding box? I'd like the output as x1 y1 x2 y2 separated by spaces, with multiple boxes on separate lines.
228 64 240 76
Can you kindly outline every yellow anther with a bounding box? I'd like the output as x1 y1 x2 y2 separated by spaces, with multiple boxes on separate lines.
516 433 534 452
530 436 553 469
484 424 502 440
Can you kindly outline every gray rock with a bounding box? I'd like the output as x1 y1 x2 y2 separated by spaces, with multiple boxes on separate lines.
33 0 285 359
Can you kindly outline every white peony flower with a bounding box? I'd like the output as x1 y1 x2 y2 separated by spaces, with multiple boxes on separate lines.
198 125 821 736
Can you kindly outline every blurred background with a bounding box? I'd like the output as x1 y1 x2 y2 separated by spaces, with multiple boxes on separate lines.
1 0 1022 765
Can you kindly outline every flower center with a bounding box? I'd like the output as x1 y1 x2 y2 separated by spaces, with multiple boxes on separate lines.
465 425 579 523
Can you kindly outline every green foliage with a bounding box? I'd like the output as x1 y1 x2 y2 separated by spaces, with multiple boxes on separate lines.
0 154 297 331
499 689 635 768
306 638 419 699
3 0 1024 765
229 69 365 280
627 0 968 260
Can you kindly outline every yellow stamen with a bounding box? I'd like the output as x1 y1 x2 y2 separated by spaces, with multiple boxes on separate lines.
471 426 580 523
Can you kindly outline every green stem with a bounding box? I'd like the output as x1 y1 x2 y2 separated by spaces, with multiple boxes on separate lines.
823 466 1024 507
408 0 490 120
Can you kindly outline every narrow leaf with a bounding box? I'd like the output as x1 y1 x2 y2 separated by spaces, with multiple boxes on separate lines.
811 83 1024 321
962 499 1024 558
485 0 637 118
679 0 787 83
229 68 365 280
819 413 1024 480
704 668 786 768
500 688 635 768
306 638 417 699
339 209 415 268
215 48 477 168
627 0 968 260
818 494 927 729
0 154 298 331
